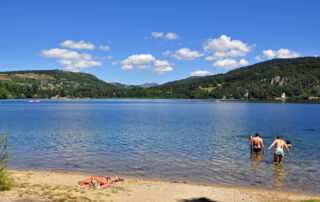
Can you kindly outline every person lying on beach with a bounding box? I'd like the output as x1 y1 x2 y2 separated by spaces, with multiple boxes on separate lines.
268 136 290 165
250 133 264 154
78 176 122 188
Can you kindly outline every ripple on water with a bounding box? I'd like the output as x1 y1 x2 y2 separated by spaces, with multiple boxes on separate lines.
2 99 320 194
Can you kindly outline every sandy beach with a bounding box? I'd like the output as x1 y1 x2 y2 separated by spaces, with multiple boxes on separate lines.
0 170 318 202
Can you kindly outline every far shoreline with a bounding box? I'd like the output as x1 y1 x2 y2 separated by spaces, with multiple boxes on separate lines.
1 98 320 104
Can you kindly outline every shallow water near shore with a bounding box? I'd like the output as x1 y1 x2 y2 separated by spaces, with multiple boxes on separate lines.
1 99 319 194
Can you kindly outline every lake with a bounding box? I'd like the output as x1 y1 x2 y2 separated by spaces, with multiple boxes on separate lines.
0 99 319 194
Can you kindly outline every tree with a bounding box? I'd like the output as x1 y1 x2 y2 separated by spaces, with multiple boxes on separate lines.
0 87 8 99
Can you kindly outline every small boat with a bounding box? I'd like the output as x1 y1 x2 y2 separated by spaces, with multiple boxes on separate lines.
28 100 34 103
35 100 40 103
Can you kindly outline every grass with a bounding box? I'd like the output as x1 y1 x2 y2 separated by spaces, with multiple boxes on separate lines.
31 183 41 188
5 170 130 202
78 196 91 201
14 183 85 202
199 86 215 92
43 190 53 196
55 197 68 202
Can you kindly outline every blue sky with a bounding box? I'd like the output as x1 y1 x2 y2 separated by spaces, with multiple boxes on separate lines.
1 0 319 85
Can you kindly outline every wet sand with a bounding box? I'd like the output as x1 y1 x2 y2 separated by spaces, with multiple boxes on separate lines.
1 170 319 202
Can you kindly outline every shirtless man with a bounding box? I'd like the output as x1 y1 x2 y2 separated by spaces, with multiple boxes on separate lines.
250 133 264 154
267 136 290 164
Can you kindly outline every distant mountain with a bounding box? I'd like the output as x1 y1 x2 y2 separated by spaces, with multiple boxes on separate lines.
110 82 135 89
138 82 159 88
0 70 120 98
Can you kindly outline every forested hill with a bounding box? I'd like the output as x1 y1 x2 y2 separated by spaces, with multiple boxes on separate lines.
0 57 320 100
122 57 320 100
0 70 121 98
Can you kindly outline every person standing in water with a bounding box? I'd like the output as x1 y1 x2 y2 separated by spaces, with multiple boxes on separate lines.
268 136 290 165
250 133 264 154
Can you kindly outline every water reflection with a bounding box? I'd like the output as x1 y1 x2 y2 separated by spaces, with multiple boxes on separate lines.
273 164 285 189
251 153 264 174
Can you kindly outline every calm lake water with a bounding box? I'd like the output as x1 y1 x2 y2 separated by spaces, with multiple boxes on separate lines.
0 99 319 194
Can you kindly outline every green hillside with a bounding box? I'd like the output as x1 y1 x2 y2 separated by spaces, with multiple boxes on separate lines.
120 57 320 100
1 57 320 101
0 70 118 98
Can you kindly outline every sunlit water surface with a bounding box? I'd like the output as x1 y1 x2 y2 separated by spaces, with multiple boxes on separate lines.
0 99 319 194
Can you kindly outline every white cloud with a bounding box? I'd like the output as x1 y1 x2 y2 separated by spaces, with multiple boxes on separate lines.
277 49 300 58
153 60 173 74
118 55 173 74
112 61 120 65
122 65 134 70
101 55 112 60
262 49 300 59
154 60 170 67
213 58 249 69
190 70 213 77
165 32 178 40
99 45 110 51
59 59 102 72
162 50 172 56
204 56 215 61
41 48 101 72
172 48 204 60
205 50 247 60
120 54 155 71
204 35 250 52
151 32 164 38
204 35 251 60
60 40 95 50
262 49 276 59
41 48 84 59
41 48 94 61
255 55 261 61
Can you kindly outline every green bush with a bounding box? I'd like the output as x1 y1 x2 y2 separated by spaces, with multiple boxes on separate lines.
0 134 11 191
0 87 8 99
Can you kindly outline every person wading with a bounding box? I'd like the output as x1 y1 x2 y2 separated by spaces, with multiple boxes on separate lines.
268 136 290 165
250 133 265 154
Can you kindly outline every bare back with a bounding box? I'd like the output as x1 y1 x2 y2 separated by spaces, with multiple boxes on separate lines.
274 139 286 151
268 138 290 154
252 137 262 148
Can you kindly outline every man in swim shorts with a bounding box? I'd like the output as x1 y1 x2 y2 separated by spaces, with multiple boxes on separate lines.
250 133 264 154
268 136 290 164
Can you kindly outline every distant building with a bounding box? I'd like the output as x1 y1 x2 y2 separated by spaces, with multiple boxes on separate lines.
275 92 286 100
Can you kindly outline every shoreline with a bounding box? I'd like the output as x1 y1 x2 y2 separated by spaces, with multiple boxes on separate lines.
6 168 320 196
1 98 320 104
1 169 319 202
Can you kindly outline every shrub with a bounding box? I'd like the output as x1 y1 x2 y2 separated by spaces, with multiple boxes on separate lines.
0 87 8 99
0 134 11 191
